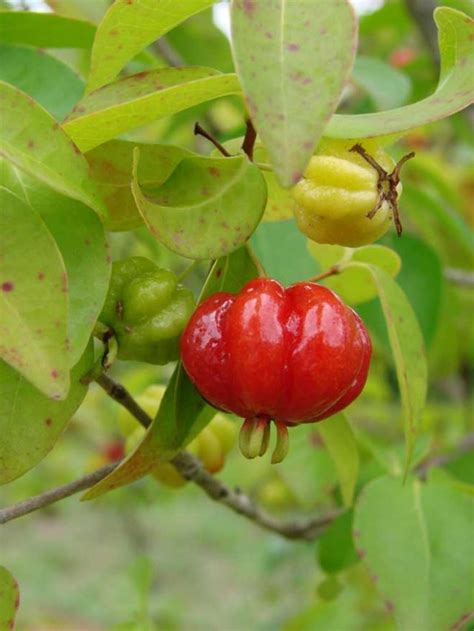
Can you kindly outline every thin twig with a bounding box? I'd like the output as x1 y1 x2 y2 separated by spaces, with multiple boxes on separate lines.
307 266 341 283
194 122 231 157
1 374 338 540
444 268 474 287
241 119 257 161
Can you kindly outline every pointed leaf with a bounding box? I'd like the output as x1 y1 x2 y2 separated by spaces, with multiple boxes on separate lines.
0 566 19 630
0 343 93 484
346 263 427 474
327 8 474 138
3 165 110 366
318 413 359 507
83 246 259 499
86 140 194 231
354 476 474 631
231 0 357 187
132 150 267 259
0 44 85 120
87 0 215 92
64 67 241 152
0 81 107 218
0 188 69 399
0 10 95 48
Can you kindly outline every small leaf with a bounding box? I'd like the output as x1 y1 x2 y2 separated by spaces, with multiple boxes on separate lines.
87 0 215 92
132 150 267 260
354 475 474 631
64 67 241 153
0 10 95 48
318 413 359 507
0 566 19 630
0 44 85 120
347 263 427 474
0 81 107 218
308 243 401 305
231 0 357 187
83 246 259 500
0 342 93 484
327 8 474 138
86 139 194 231
353 55 412 110
0 188 69 399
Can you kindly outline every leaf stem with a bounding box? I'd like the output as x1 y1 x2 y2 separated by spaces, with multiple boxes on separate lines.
177 260 200 283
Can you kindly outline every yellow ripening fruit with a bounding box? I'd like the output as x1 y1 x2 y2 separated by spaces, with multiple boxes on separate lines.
194 427 225 474
292 142 401 247
207 413 237 455
118 384 166 436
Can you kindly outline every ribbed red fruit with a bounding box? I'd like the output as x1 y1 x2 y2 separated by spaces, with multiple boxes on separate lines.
180 278 371 461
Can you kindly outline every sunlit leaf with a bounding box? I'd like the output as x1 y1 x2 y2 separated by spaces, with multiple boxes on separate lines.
0 343 93 484
327 8 474 138
64 67 241 152
354 475 474 631
231 0 357 187
0 188 69 399
0 81 107 218
132 150 267 260
87 0 215 92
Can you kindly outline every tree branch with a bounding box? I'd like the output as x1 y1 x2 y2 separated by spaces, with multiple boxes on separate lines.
444 268 474 288
0 374 338 540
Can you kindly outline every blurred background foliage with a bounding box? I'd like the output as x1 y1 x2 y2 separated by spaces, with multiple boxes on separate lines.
1 0 473 629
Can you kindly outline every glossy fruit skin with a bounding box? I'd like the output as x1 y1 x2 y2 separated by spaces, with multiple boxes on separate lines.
100 257 195 364
292 143 401 247
181 278 371 426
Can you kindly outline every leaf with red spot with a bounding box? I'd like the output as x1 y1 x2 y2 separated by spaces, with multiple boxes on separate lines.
132 149 267 260
64 67 241 153
0 341 93 485
0 188 70 399
0 566 19 630
85 139 195 231
87 0 215 92
0 81 106 218
231 0 357 187
82 246 260 500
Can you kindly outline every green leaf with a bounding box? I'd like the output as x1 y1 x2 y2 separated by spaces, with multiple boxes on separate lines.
0 188 70 399
87 0 215 92
0 10 95 48
83 246 259 500
318 413 359 507
347 264 427 474
64 67 241 153
327 8 474 138
318 510 358 575
308 243 401 305
3 165 110 366
0 81 107 218
251 220 316 286
354 475 474 631
231 0 357 187
254 145 297 222
0 45 85 120
85 139 194 231
0 342 92 484
132 149 267 260
0 566 19 630
353 55 412 110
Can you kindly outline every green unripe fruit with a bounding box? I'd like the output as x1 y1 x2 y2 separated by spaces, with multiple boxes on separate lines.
100 257 195 364
292 141 402 247
118 384 166 436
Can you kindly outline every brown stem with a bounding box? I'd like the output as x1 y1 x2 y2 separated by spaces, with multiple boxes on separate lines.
194 122 231 157
308 266 341 283
241 118 257 161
